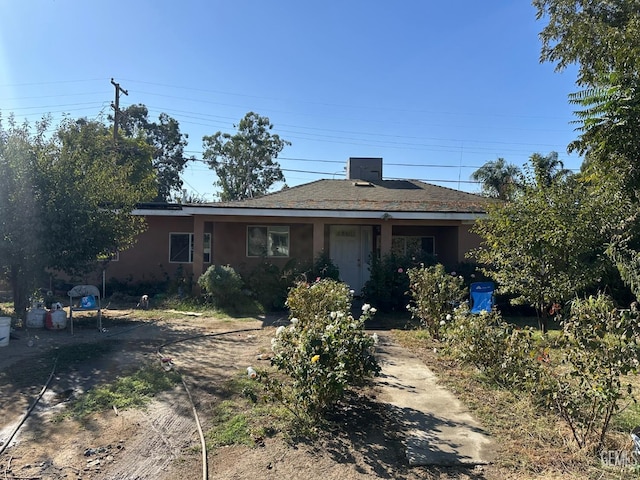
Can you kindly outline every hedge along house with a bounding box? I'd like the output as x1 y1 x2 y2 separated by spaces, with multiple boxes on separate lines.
99 158 490 295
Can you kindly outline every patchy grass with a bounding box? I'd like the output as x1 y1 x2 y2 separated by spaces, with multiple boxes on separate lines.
103 296 267 323
392 329 640 480
117 295 265 318
69 364 181 418
204 373 295 450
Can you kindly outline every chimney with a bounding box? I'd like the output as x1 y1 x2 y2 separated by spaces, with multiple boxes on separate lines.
346 157 382 182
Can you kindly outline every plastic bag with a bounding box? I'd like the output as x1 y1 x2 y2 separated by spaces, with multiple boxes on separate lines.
81 296 96 308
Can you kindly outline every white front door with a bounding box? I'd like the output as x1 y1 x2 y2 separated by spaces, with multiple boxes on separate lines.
329 225 372 294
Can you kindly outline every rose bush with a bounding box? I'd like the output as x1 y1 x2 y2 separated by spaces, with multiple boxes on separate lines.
264 279 380 423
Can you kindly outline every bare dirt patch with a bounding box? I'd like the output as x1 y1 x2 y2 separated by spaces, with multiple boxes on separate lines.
0 310 486 479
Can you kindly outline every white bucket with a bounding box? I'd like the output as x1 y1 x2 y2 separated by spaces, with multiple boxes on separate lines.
0 317 11 347
26 308 46 328
51 309 67 330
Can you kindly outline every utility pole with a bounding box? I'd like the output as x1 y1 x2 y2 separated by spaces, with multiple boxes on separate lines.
110 78 128 144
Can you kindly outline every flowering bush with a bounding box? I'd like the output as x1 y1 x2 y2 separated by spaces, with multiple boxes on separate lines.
265 279 380 422
406 263 467 338
285 277 352 320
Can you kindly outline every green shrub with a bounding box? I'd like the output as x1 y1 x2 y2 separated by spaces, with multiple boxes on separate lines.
443 303 540 390
285 278 352 320
264 279 380 423
198 264 243 307
310 250 340 281
531 293 640 450
406 263 467 338
443 292 640 450
363 251 435 312
244 259 305 311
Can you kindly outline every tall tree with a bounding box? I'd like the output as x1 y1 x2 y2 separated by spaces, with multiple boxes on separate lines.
534 0 640 85
0 115 48 315
470 158 522 201
534 1 640 299
39 118 155 273
0 115 155 316
202 112 290 201
470 156 610 332
117 104 192 201
528 151 573 188
567 75 640 298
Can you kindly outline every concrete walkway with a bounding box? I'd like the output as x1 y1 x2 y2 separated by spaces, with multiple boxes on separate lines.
375 333 495 466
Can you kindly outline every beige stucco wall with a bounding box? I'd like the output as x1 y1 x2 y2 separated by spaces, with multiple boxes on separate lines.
457 223 482 264
105 216 197 284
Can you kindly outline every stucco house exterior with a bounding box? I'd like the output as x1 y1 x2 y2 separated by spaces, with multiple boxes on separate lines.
98 158 489 295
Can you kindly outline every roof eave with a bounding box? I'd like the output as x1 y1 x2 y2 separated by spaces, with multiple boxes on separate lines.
133 206 486 221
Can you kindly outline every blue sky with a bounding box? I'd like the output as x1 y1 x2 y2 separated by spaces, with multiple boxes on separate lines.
0 1 580 200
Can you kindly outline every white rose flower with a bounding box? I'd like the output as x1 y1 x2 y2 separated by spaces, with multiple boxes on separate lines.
276 325 286 336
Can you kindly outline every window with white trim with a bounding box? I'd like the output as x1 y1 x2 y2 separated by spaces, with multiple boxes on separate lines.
169 232 212 263
247 226 290 257
392 236 435 256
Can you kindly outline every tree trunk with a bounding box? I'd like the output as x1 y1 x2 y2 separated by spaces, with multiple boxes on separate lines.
10 265 28 321
537 302 548 333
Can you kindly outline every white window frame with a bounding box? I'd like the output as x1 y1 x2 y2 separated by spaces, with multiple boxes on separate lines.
169 232 213 263
247 226 290 258
391 236 435 256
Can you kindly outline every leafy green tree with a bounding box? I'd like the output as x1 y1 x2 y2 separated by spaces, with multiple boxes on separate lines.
39 119 155 274
202 112 290 201
117 104 193 201
0 115 155 316
534 2 640 301
568 79 640 299
0 115 48 315
534 0 640 86
470 158 522 201
470 155 610 332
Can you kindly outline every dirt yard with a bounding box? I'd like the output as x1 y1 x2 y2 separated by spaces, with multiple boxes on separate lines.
0 309 485 480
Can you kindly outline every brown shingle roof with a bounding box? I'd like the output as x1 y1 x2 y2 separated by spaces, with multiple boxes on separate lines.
216 179 489 213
